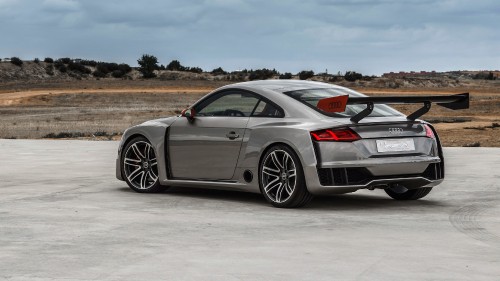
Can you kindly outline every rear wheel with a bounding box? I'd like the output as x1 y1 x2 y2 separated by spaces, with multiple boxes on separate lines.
385 184 433 200
259 145 313 208
122 137 168 193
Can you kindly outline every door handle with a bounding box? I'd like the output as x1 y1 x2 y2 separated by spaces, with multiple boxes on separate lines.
226 131 240 140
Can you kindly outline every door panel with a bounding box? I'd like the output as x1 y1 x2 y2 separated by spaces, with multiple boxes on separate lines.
169 117 248 180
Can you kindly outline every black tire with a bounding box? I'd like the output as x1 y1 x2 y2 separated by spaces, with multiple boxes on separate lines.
385 185 433 200
121 136 168 193
259 144 313 208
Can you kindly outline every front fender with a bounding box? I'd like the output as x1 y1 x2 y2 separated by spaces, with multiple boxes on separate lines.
116 116 178 182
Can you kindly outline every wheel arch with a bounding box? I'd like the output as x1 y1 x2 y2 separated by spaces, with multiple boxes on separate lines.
119 133 149 181
118 123 170 183
258 141 304 171
257 141 312 192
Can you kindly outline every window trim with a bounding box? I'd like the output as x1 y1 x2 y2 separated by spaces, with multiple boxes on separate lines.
193 88 285 118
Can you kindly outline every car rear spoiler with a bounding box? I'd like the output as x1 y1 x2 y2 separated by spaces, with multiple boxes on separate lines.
317 93 469 123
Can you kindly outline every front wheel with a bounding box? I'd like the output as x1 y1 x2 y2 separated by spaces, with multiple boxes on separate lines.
385 184 433 200
121 137 168 193
259 145 313 208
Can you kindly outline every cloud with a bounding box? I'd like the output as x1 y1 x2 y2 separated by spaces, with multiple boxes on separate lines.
0 0 498 74
42 0 80 12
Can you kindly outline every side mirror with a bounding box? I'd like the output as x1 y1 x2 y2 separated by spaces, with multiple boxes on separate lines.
181 108 196 121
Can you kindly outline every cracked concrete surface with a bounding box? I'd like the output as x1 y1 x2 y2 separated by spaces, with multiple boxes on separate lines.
0 140 499 280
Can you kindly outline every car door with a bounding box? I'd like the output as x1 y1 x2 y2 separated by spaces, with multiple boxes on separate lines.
168 91 261 180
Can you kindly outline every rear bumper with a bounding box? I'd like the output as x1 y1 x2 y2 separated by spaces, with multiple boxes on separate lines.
304 159 444 195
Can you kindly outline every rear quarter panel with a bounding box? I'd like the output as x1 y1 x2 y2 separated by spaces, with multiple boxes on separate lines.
234 117 339 192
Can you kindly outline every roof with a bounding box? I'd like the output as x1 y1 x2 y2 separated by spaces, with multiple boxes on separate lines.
229 80 342 93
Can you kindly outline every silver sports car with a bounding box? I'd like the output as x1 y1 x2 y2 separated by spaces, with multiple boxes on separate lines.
116 80 468 208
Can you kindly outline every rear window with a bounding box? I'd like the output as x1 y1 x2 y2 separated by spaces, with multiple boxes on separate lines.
284 88 403 118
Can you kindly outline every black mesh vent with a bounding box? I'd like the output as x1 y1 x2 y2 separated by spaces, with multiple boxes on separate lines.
317 168 332 186
422 163 443 180
317 163 443 186
317 167 371 186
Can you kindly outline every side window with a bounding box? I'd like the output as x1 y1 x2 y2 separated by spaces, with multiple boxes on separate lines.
196 92 260 117
251 100 283 117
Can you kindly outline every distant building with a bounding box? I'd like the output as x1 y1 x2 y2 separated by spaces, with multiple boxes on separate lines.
382 70 440 78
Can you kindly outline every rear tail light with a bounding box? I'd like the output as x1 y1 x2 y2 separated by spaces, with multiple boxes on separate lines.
424 124 435 139
310 128 361 142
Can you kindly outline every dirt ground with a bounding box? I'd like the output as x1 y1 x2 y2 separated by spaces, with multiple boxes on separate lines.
0 79 499 146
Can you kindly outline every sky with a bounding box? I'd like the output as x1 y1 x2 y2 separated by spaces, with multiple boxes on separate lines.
0 0 498 75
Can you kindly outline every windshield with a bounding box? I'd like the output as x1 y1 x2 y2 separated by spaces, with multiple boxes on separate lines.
284 88 403 118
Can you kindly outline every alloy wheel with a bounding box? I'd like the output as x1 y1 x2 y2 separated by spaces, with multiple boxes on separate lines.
261 150 297 203
123 141 158 190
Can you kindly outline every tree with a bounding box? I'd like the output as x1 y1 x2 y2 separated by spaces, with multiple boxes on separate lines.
279 72 293 79
248 68 277 80
137 54 159 78
59 57 71 64
211 67 227 75
10 57 23 66
298 70 314 80
187 67 203 73
166 60 184 71
344 71 362 82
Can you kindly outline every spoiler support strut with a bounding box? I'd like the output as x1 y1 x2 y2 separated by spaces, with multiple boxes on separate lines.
350 102 374 123
347 93 469 123
406 101 431 121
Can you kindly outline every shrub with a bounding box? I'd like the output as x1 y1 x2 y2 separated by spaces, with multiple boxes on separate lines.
45 65 54 76
59 57 71 64
344 71 362 82
118 63 132 73
54 60 67 72
67 72 82 79
44 57 54 63
43 132 85 138
279 72 293 79
68 61 91 74
211 67 227 75
138 54 159 78
10 57 23 66
80 60 97 67
187 67 203 73
92 62 132 76
473 72 496 80
248 68 277 80
111 70 125 78
58 65 67 73
34 58 40 63
96 63 110 74
298 70 314 80
166 60 185 71
92 70 107 78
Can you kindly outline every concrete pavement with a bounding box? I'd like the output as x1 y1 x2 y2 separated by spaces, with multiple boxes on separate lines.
0 140 499 280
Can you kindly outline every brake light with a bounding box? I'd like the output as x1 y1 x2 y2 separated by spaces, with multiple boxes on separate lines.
310 128 361 141
424 124 435 139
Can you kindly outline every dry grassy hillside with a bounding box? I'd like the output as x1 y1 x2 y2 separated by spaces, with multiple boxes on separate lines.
1 61 499 146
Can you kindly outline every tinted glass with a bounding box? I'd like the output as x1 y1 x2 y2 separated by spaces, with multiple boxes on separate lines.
197 92 260 117
285 88 403 117
251 100 282 117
